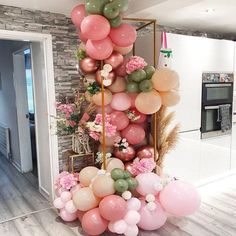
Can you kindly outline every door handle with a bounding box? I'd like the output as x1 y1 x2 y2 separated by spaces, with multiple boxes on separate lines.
26 114 29 119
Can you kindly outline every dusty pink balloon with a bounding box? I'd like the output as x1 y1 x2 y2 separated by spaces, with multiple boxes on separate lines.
111 92 131 111
114 146 136 162
78 30 88 42
128 93 138 108
115 58 129 77
121 124 145 145
136 146 154 159
110 111 129 131
71 4 86 28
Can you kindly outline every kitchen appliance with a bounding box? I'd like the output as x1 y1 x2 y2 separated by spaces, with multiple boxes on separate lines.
201 72 234 139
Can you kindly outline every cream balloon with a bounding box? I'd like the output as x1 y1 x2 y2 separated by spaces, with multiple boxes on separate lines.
92 175 115 198
108 76 127 93
106 158 125 172
73 187 100 211
113 44 133 55
152 68 179 92
160 90 180 107
92 90 113 106
135 90 162 114
79 166 99 187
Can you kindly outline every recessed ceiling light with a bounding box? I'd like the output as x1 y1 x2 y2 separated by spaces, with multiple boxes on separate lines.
205 8 215 13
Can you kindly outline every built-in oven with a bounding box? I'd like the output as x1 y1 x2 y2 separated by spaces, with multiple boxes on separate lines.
201 72 234 139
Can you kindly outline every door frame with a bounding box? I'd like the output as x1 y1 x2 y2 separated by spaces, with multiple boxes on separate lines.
0 29 59 201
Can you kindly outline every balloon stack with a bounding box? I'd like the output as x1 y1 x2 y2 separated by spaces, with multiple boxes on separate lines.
53 1 201 235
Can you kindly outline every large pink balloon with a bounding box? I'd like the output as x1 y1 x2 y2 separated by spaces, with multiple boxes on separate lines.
99 195 127 221
82 208 108 235
138 200 167 230
115 58 129 77
86 37 113 60
81 15 110 41
78 30 87 42
71 4 86 28
60 209 77 222
110 92 131 111
109 24 137 47
110 111 129 131
136 173 162 196
121 124 145 145
159 180 201 216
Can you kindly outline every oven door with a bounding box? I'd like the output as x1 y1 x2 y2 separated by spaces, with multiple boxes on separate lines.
202 83 233 105
201 104 232 138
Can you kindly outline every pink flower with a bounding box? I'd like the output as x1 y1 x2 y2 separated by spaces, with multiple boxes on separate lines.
95 113 111 125
69 120 77 127
89 131 100 140
105 123 117 137
60 174 77 190
126 56 147 74
131 158 156 176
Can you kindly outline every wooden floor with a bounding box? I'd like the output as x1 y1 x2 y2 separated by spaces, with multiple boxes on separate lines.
0 154 236 236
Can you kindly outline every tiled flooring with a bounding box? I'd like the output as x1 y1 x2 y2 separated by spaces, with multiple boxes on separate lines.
1 154 236 235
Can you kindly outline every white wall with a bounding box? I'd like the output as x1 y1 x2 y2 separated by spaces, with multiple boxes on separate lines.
0 40 29 168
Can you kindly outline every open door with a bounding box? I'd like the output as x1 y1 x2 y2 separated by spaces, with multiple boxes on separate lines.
13 50 33 173
30 41 53 199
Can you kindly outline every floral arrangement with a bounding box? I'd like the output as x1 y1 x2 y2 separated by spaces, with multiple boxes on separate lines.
126 56 148 74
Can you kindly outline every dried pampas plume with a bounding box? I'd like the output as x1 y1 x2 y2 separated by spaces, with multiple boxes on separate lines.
151 106 180 169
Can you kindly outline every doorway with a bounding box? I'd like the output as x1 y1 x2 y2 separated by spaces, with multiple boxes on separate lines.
0 30 58 202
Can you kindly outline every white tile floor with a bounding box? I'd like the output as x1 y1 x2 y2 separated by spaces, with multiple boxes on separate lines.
164 124 236 184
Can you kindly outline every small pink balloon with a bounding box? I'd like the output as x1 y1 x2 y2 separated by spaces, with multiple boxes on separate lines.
127 198 141 211
138 200 167 231
124 225 139 236
110 111 129 131
86 37 113 60
124 210 141 225
111 92 131 111
78 30 87 42
53 197 65 209
115 58 129 77
159 180 201 217
136 173 162 196
60 208 77 222
82 208 108 235
128 93 138 108
110 24 137 47
108 222 115 233
99 195 127 222
65 200 77 214
121 124 145 145
81 15 110 41
96 105 114 114
60 191 72 203
113 220 128 234
71 4 86 28
55 187 66 197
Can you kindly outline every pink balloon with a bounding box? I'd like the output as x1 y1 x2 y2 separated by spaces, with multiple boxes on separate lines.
110 92 131 111
121 124 145 145
60 208 77 222
115 58 129 77
65 200 77 214
124 225 139 236
113 220 128 234
71 4 86 28
96 105 114 114
110 111 129 131
55 187 66 197
136 173 163 196
77 210 85 222
128 93 138 108
82 208 108 235
99 195 127 221
60 191 72 203
109 24 137 47
124 210 141 225
138 200 167 231
86 37 113 60
81 15 110 40
78 30 87 42
127 198 141 211
128 108 147 124
159 180 201 217
53 197 65 209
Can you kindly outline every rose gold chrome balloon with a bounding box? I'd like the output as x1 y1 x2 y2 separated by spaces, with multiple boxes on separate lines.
79 57 100 74
104 52 124 69
114 146 136 162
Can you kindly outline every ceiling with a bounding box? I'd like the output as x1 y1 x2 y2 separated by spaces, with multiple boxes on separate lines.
0 0 236 35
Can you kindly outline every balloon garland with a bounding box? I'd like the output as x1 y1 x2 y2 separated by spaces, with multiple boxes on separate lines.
53 1 201 235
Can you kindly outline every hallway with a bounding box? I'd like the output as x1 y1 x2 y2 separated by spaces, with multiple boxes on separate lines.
0 153 236 235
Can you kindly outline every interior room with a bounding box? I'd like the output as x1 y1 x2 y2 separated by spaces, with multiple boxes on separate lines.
0 0 235 235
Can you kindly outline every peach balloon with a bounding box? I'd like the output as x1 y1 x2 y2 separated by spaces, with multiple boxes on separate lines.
152 68 179 92
99 131 120 147
92 175 115 198
79 166 99 187
73 187 100 211
135 90 162 114
160 90 180 107
113 44 133 55
108 76 127 93
106 158 125 172
92 89 112 106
